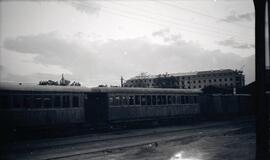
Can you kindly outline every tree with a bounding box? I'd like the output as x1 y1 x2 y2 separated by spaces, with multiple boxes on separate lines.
153 73 179 88
38 74 81 87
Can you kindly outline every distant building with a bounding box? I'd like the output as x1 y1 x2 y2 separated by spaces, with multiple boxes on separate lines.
123 69 245 89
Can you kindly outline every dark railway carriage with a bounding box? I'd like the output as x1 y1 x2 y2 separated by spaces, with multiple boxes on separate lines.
88 87 201 125
199 93 255 119
0 83 88 129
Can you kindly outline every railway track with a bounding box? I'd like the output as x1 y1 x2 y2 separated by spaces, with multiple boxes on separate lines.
1 119 254 160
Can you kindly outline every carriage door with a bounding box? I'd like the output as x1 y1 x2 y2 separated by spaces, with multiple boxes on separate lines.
84 93 108 126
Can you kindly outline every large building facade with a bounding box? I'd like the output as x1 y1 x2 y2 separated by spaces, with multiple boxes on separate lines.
124 69 245 89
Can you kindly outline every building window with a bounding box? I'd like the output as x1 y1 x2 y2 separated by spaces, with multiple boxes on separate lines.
230 78 233 81
225 78 227 81
198 80 201 83
214 79 216 82
209 80 212 83
193 81 196 83
219 79 222 82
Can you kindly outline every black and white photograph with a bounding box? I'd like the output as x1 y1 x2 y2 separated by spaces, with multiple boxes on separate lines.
0 0 269 159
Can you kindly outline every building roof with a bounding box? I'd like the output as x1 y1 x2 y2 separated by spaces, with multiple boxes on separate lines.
127 69 241 80
0 82 91 93
91 87 202 94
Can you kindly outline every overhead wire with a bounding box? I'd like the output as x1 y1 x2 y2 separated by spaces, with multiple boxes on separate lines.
110 1 253 41
157 1 254 30
73 1 254 44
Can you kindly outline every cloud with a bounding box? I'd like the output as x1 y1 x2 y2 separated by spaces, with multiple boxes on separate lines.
152 28 183 44
3 31 255 86
68 1 101 14
220 12 254 23
217 37 254 49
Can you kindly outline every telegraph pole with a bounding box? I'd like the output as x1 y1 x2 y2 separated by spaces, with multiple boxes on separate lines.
121 76 124 87
253 0 269 159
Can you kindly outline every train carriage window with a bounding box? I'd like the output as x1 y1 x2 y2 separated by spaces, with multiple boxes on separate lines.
162 95 167 104
13 95 22 108
122 96 128 105
185 96 189 104
54 96 61 107
152 95 156 105
118 96 122 105
172 96 176 104
146 95 151 105
43 96 52 108
34 96 42 108
181 96 185 104
109 96 113 105
0 95 9 108
189 96 194 104
141 95 146 105
72 96 79 107
113 96 121 105
24 95 32 108
135 95 140 105
194 96 197 103
128 96 134 105
157 95 162 105
177 96 181 104
63 95 70 108
168 96 172 104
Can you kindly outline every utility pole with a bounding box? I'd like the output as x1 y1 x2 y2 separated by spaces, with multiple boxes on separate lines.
120 76 124 87
253 0 269 159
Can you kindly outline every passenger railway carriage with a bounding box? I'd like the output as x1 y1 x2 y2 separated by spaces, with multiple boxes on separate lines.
89 87 201 126
0 83 201 129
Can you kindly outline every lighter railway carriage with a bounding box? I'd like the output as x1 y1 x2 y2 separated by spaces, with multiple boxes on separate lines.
88 87 201 125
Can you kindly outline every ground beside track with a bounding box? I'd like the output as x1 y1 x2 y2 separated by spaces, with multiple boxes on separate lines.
1 119 256 160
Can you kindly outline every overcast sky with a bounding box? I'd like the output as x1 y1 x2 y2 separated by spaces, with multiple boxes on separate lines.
0 0 256 86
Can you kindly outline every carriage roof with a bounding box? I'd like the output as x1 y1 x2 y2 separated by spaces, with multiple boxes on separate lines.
0 82 201 94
